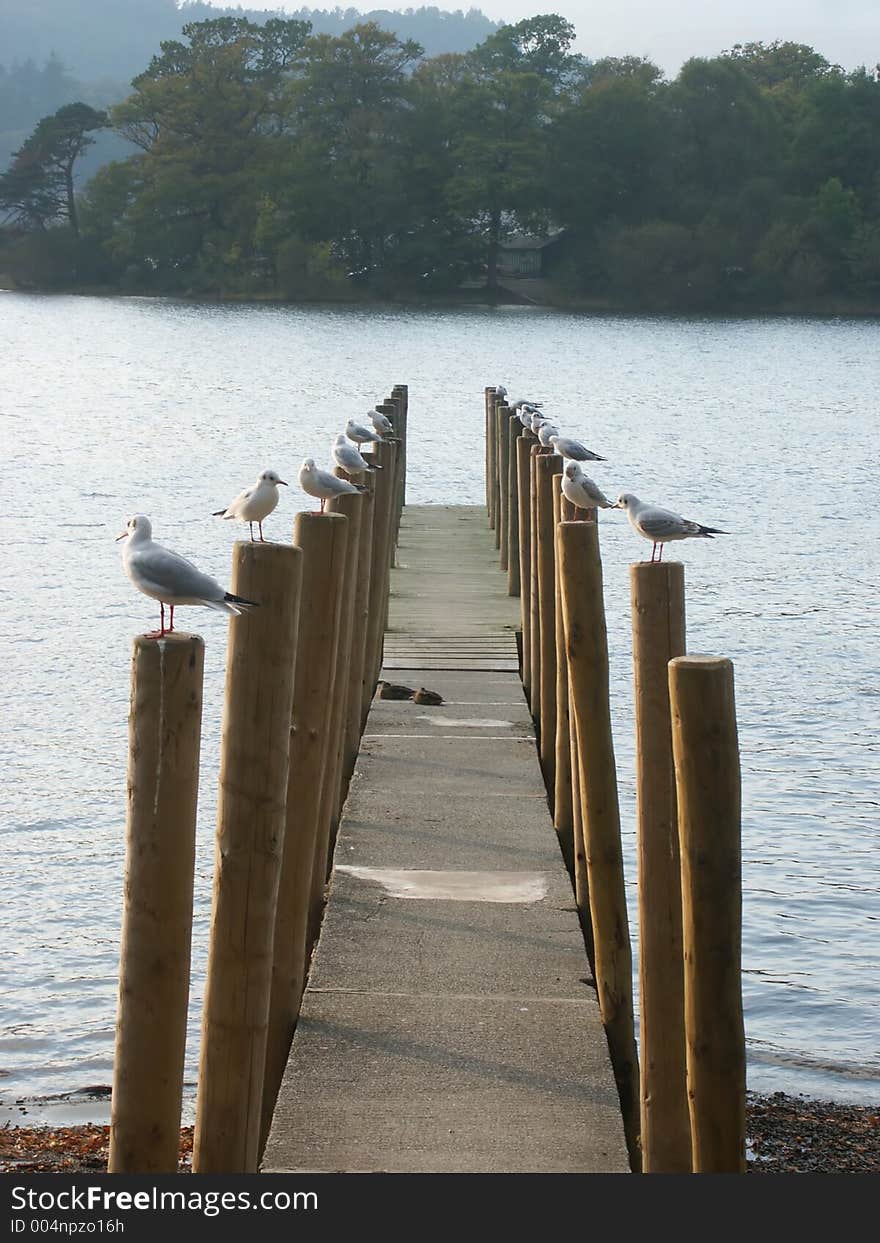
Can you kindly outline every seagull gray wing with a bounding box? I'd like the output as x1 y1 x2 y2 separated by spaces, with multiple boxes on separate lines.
128 543 225 602
635 506 689 539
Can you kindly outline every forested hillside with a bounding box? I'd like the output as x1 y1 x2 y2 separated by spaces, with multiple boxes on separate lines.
2 14 878 312
0 2 498 166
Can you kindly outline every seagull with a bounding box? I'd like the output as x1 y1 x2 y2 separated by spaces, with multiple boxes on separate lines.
495 384 508 398
299 458 366 512
117 514 258 637
615 493 729 562
369 408 394 436
537 421 561 449
345 418 384 448
549 434 605 463
332 433 382 477
509 398 543 411
561 461 614 517
212 468 287 542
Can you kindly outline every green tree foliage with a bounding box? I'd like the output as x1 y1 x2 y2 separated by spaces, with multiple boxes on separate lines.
3 19 878 312
0 100 106 234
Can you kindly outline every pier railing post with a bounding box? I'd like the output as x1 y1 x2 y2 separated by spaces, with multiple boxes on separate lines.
391 383 408 507
630 562 691 1173
498 401 510 571
259 514 346 1150
528 442 541 726
493 398 507 551
536 452 563 796
517 432 535 704
558 520 641 1171
346 474 375 791
311 490 363 935
108 632 204 1174
552 477 573 870
507 413 522 596
669 655 745 1174
193 541 302 1174
485 387 496 518
487 398 498 532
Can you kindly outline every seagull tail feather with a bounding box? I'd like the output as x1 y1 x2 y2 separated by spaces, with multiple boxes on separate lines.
699 526 729 537
221 592 260 614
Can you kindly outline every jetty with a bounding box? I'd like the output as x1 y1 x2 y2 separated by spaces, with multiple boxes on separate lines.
108 386 745 1177
262 505 628 1172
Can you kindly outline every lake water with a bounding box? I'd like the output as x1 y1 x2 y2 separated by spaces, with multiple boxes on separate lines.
1 292 877 1123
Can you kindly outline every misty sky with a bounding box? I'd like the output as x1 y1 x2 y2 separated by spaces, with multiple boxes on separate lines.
224 1 879 73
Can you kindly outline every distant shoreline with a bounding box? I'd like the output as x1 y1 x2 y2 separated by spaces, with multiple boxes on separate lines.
2 277 878 319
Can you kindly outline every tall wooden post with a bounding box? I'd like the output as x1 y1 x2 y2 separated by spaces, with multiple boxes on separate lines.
487 399 498 531
259 514 346 1150
507 413 522 596
517 433 535 704
485 387 496 516
374 439 398 683
669 656 745 1174
552 478 573 869
536 452 563 795
193 542 302 1174
494 399 506 551
528 442 541 727
109 632 204 1174
558 520 641 1171
311 490 363 933
498 401 510 571
346 474 375 790
631 562 691 1172
364 440 396 699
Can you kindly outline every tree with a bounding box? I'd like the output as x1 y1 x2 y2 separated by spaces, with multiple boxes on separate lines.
0 102 107 235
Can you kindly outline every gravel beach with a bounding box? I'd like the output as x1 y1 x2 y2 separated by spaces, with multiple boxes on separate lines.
1 1093 877 1174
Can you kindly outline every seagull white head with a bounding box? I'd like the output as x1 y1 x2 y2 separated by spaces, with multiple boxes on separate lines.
334 433 349 444
258 469 287 486
564 461 580 479
615 493 637 510
116 513 152 543
302 458 316 471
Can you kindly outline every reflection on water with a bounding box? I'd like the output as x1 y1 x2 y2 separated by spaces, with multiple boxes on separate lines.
0 293 877 1118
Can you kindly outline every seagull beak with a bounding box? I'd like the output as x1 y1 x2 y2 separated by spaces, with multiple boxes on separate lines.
115 530 128 542
278 480 288 486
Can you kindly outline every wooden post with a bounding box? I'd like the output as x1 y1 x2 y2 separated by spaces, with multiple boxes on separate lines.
259 514 346 1151
108 632 204 1174
493 400 505 550
485 387 496 515
631 562 691 1173
569 709 593 962
552 479 573 870
669 655 745 1174
374 439 398 684
558 520 640 1171
487 398 498 530
498 401 510 571
376 398 401 563
536 452 562 795
517 433 535 705
346 474 375 789
193 542 302 1174
507 413 522 596
528 442 541 727
391 383 408 507
311 489 363 934
364 440 396 700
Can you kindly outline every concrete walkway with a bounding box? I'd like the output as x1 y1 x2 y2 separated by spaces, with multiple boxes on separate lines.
263 506 629 1173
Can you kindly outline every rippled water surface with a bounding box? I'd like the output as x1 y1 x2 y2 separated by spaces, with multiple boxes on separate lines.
1 293 877 1119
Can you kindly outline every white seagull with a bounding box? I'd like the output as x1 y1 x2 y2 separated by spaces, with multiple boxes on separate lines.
615 493 729 562
369 408 394 436
212 468 287 542
299 458 366 512
332 433 382 476
537 421 561 449
561 461 614 517
345 418 384 448
117 514 258 637
509 398 543 411
495 384 508 398
549 434 605 463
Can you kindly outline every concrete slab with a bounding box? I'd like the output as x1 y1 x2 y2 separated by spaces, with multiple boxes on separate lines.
263 506 630 1174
